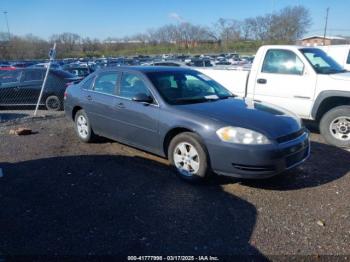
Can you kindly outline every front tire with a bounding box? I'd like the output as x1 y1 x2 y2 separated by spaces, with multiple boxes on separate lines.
74 109 96 143
168 132 210 182
320 106 350 148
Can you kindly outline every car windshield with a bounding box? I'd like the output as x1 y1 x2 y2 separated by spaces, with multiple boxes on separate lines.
300 48 346 74
146 70 233 105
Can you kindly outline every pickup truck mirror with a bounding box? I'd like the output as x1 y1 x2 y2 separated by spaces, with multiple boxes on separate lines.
132 93 153 104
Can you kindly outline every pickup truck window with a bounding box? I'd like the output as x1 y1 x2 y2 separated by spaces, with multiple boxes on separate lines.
300 48 345 74
262 49 304 75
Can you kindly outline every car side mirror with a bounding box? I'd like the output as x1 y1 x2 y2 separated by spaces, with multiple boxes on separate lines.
132 93 153 104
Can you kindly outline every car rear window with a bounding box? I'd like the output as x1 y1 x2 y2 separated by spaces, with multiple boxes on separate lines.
0 70 21 83
52 70 76 78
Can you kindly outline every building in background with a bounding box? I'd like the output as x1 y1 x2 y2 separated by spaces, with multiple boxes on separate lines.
298 35 349 46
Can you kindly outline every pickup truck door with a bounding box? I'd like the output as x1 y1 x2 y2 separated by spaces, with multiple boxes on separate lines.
252 49 316 118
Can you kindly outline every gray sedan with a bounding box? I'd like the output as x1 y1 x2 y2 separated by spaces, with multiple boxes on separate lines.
64 67 310 182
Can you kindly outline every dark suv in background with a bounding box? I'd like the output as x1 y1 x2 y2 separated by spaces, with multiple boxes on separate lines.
0 68 80 110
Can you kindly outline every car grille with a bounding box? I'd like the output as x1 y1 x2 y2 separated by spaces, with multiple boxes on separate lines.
276 128 306 143
232 163 275 172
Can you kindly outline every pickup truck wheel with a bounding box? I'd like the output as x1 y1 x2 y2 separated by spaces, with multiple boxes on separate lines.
168 132 210 183
74 109 96 143
320 106 350 148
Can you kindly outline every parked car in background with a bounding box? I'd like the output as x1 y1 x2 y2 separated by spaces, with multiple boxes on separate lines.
10 61 37 68
63 65 93 78
0 68 80 110
187 58 213 67
30 62 62 70
318 45 350 71
142 61 188 67
0 64 16 70
64 66 310 182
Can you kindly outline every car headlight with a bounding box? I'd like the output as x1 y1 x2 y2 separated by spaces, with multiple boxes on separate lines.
216 126 271 145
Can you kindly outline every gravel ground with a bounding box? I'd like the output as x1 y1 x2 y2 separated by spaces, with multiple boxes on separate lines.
0 109 63 126
0 116 349 260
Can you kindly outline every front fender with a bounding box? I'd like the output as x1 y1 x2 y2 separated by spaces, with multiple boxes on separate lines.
311 91 350 119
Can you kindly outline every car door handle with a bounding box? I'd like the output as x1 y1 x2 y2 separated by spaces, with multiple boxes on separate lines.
257 78 267 84
86 95 92 101
116 102 125 109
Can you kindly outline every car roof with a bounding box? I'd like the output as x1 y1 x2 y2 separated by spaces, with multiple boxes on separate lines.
98 66 196 74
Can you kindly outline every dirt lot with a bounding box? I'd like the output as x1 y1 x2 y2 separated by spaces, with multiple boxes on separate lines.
0 116 349 259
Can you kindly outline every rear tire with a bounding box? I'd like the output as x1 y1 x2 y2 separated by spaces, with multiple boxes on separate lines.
45 95 62 111
74 109 96 143
168 132 211 183
320 106 350 148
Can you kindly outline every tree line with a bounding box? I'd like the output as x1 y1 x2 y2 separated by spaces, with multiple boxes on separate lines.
0 5 311 60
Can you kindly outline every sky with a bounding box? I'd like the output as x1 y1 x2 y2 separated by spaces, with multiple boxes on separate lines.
0 0 349 40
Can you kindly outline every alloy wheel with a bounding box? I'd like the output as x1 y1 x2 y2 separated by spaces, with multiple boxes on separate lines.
173 142 200 177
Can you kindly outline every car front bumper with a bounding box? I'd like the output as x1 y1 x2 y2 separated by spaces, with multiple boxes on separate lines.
207 131 310 179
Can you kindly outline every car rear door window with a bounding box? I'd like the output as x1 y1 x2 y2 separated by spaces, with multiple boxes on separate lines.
119 72 151 99
93 72 118 95
22 70 44 81
81 76 95 90
262 49 304 75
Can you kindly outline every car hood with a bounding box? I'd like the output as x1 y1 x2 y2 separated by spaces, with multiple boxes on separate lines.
329 72 350 81
177 98 302 139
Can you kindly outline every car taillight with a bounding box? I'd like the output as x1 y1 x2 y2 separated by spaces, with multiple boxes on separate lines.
65 81 76 88
64 83 72 99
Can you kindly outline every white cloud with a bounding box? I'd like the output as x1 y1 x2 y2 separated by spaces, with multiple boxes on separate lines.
168 12 185 23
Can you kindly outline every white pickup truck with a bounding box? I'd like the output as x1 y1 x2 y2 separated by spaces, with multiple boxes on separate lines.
197 45 350 147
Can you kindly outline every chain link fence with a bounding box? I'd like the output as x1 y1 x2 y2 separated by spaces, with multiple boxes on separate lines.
0 66 79 124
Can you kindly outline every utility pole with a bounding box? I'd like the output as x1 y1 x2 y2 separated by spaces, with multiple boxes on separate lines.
323 7 329 46
3 11 10 40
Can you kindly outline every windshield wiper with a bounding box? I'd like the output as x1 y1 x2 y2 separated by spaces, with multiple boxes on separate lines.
174 97 209 104
218 94 236 99
174 96 220 104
